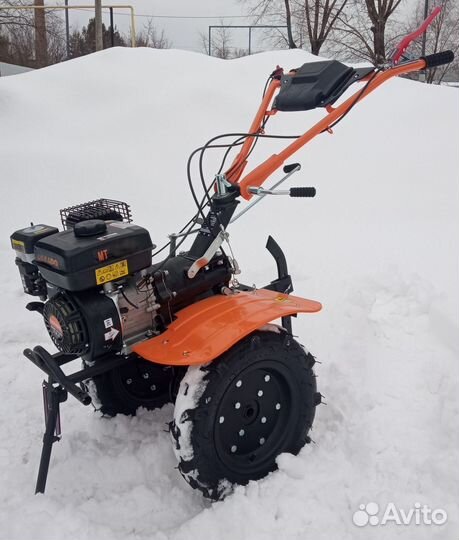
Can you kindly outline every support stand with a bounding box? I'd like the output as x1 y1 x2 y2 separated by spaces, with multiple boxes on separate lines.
35 379 67 494
23 346 131 493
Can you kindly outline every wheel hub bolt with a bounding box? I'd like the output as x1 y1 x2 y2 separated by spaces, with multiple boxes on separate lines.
264 375 270 382
257 390 264 397
275 403 281 410
150 385 156 391
231 445 237 453
142 373 149 379
239 429 245 436
261 416 267 424
236 380 242 388
219 416 225 424
235 402 241 409
126 378 132 385
259 437 265 445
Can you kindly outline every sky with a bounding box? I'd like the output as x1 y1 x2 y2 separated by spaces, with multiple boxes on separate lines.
61 0 278 53
46 0 424 59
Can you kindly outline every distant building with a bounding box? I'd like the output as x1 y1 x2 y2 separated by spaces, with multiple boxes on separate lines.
0 62 34 77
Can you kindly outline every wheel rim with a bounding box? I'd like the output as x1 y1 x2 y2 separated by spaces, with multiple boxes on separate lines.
214 359 296 477
114 356 172 405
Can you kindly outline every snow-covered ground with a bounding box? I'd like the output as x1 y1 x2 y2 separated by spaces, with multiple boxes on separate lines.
0 61 34 77
0 48 458 540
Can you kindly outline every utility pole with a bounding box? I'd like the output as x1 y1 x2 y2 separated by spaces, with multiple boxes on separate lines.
34 0 48 67
421 0 429 57
64 0 70 59
420 0 429 81
95 0 103 51
109 7 114 47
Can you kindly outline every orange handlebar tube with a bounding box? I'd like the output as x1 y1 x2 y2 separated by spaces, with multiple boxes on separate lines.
232 58 426 200
225 78 281 184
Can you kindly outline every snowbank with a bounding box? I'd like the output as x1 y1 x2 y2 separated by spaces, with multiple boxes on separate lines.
0 47 458 540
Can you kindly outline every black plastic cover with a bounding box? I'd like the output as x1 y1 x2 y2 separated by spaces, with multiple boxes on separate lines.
34 221 154 291
11 224 59 254
274 60 355 112
74 219 107 237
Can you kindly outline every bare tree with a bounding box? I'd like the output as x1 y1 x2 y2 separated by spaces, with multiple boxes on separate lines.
295 0 349 55
284 0 298 47
406 0 459 83
200 25 250 58
232 47 250 57
365 0 402 63
201 25 233 58
0 0 32 28
69 18 126 57
0 8 65 67
242 0 348 55
135 19 171 48
329 0 402 64
242 0 298 48
33 0 47 67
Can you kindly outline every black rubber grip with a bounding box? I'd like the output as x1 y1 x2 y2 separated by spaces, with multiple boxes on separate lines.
289 187 316 198
422 50 454 69
283 163 301 174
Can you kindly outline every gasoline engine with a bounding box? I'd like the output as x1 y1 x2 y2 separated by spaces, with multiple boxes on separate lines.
11 199 233 363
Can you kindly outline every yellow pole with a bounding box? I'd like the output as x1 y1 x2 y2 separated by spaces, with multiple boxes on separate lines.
129 6 136 47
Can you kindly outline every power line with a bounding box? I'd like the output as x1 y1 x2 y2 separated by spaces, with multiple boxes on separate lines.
66 8 254 20
131 14 253 20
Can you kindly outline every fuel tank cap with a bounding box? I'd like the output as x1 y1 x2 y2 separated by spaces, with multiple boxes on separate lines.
73 219 107 238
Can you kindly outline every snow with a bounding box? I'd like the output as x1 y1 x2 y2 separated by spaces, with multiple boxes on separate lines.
173 364 209 462
0 61 34 77
0 47 458 539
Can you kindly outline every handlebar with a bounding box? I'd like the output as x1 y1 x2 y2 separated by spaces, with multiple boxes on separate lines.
421 50 455 69
232 50 457 201
223 6 455 202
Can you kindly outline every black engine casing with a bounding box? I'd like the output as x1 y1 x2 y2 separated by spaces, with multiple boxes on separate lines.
43 289 122 357
12 208 234 360
34 221 153 291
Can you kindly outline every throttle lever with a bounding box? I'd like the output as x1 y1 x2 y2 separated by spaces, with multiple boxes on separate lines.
230 162 302 223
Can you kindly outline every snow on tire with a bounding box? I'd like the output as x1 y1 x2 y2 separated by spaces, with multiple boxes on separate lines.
171 330 321 500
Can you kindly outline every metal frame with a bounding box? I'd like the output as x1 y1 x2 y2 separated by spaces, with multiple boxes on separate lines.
208 25 288 56
224 58 432 199
23 346 132 493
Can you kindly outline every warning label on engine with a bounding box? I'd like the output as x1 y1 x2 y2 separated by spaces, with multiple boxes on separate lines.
95 259 129 285
11 239 25 252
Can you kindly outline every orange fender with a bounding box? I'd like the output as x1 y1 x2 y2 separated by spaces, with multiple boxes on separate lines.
133 289 322 366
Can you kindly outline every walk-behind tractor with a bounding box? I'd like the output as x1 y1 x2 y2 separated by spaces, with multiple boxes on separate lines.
10 12 453 499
